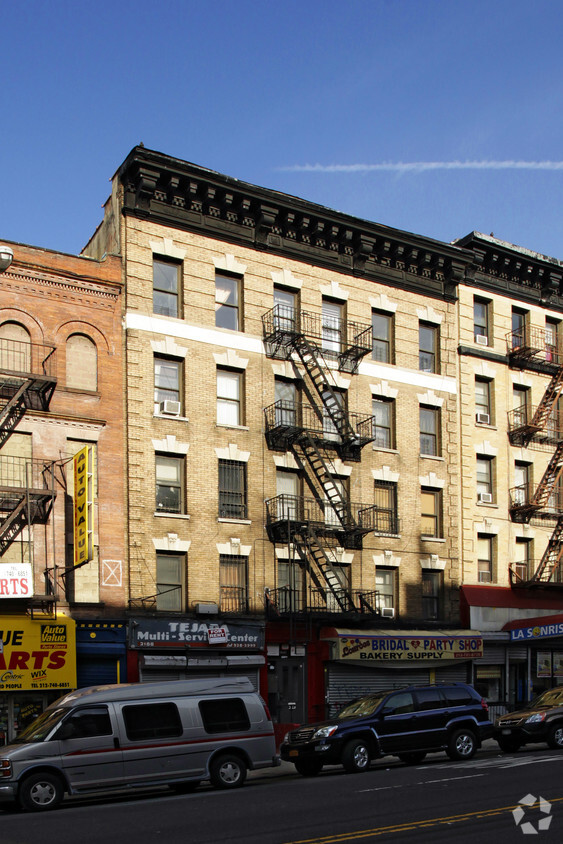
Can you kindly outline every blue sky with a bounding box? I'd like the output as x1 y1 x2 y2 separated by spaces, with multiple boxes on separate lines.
2 0 563 259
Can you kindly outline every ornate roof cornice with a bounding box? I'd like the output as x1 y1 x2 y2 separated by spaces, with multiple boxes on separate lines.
116 146 475 302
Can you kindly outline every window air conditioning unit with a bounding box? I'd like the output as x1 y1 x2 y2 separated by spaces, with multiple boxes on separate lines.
160 400 181 416
475 334 489 346
475 412 490 425
478 492 493 504
381 607 395 618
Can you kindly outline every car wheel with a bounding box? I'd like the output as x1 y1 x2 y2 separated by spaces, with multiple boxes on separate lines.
547 723 563 749
209 754 247 789
18 772 64 812
342 739 371 773
294 759 323 777
447 728 477 761
397 752 427 764
171 780 200 793
496 736 522 753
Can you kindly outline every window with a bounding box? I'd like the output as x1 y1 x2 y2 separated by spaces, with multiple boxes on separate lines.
274 379 297 427
156 553 184 611
514 462 530 507
375 569 395 612
59 706 112 739
421 488 442 538
123 702 182 741
154 357 181 413
512 385 529 428
278 559 304 612
155 454 184 514
0 322 31 371
385 692 414 715
475 378 492 423
199 698 250 733
218 460 247 519
66 334 97 391
477 456 494 502
372 398 394 449
274 286 297 332
326 564 350 611
473 297 490 344
215 273 241 330
372 310 393 363
374 481 399 535
276 470 299 521
153 258 180 318
422 571 442 620
514 538 532 581
445 687 473 706
415 688 445 711
220 554 248 612
217 368 243 426
511 307 528 350
420 406 440 456
322 299 343 354
546 318 559 363
477 534 494 583
419 322 439 373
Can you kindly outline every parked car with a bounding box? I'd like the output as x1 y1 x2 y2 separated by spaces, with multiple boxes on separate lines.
494 686 563 752
280 683 493 776
0 677 279 812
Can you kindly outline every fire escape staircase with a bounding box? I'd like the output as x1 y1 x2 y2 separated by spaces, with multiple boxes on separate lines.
0 459 57 556
507 328 563 586
262 307 374 612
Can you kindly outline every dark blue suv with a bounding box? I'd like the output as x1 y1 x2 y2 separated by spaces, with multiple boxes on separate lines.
281 683 493 775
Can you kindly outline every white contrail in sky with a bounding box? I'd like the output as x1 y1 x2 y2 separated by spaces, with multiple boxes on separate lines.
279 160 563 173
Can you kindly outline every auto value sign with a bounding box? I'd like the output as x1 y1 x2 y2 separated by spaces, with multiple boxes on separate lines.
0 616 77 691
336 633 483 662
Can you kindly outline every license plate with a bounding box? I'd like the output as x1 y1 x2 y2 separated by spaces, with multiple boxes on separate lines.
289 750 299 757
502 729 512 735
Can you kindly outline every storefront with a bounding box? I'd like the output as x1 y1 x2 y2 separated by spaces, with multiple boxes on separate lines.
320 628 483 717
76 620 127 688
0 613 76 745
503 614 563 699
128 617 266 691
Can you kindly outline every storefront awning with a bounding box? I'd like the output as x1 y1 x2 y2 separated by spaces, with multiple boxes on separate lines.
320 628 483 663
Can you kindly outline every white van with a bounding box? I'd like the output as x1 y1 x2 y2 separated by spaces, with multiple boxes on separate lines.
0 677 279 811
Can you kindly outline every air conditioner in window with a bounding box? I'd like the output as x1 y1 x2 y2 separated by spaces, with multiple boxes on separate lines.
160 400 181 416
478 492 493 504
476 412 490 425
381 607 395 618
475 334 489 346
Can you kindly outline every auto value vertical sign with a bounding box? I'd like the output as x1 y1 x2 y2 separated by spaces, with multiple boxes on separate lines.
0 616 76 691
73 446 93 568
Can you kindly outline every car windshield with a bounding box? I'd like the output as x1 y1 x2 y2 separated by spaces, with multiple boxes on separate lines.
337 695 386 719
13 708 67 743
530 687 563 709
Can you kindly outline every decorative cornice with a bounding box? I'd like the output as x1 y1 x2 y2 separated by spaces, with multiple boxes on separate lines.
116 147 476 302
2 267 121 307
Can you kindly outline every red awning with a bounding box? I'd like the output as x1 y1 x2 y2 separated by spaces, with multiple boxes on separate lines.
502 613 563 632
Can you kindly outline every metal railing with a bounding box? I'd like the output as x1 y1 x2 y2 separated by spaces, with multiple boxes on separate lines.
265 494 377 533
0 338 56 377
262 306 372 356
264 401 375 444
220 585 249 614
265 586 391 616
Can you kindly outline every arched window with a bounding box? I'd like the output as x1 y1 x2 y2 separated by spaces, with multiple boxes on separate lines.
0 322 31 371
66 334 97 391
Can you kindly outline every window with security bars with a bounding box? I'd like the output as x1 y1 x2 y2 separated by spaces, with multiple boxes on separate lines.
218 460 247 519
156 554 184 611
420 406 440 456
374 481 399 534
220 554 248 613
153 258 181 318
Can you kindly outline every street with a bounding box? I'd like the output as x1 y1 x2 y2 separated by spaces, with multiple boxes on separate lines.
2 743 563 843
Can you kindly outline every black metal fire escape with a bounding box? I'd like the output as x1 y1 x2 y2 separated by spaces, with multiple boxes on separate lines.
263 304 377 614
0 338 58 610
507 326 563 586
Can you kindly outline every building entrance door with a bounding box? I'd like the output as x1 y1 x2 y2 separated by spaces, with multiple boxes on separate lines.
267 656 306 725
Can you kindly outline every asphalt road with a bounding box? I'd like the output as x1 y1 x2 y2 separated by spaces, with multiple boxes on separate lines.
2 741 563 844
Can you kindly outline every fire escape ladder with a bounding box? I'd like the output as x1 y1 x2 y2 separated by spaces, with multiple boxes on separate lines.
293 433 350 530
0 382 30 449
293 529 355 611
292 336 356 442
530 441 563 511
0 498 31 555
532 517 563 583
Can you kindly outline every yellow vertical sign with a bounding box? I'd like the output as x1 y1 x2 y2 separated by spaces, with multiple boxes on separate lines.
73 446 93 567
